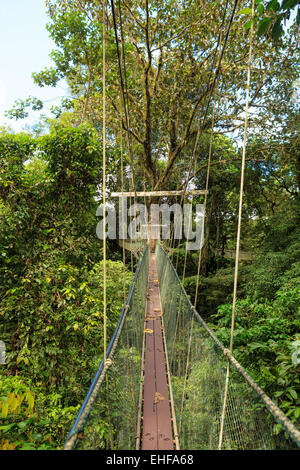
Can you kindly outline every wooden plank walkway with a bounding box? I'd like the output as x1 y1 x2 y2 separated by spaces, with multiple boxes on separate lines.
141 252 174 450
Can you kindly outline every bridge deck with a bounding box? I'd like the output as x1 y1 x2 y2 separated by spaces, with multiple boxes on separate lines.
140 252 174 450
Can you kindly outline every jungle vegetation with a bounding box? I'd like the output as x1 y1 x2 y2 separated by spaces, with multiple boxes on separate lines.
0 0 299 449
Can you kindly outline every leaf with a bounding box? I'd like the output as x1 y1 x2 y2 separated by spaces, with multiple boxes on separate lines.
17 421 29 429
19 443 36 450
1 403 8 418
10 397 20 412
144 328 153 334
2 439 9 450
257 17 273 36
238 8 253 15
26 392 34 410
289 389 297 400
281 0 298 10
249 342 265 350
244 20 252 30
273 423 282 435
0 424 15 433
257 3 264 15
271 18 284 40
266 0 280 11
153 392 165 404
294 408 300 419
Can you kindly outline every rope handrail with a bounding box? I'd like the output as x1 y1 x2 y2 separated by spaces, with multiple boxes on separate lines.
63 246 149 450
64 242 300 450
156 243 300 448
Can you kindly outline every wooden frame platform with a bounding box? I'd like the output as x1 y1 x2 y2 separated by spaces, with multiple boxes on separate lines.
111 190 208 197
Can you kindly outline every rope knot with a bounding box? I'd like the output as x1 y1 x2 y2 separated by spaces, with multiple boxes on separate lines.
223 348 230 357
104 358 113 367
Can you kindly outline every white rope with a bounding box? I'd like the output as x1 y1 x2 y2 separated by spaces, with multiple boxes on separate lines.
102 0 107 362
218 0 255 450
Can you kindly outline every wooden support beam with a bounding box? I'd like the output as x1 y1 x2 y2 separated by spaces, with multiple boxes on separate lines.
110 190 208 197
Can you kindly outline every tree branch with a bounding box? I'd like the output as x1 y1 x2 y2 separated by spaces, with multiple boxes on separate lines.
179 157 268 190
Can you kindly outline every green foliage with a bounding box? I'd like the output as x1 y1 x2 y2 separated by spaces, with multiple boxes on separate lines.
39 123 102 197
241 210 300 300
0 125 133 449
184 267 234 319
191 180 300 431
239 0 299 41
0 374 78 449
212 269 300 427
4 97 43 121
1 0 299 450
1 257 133 385
0 131 36 199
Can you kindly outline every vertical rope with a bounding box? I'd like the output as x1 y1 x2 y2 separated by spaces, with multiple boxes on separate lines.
102 0 107 363
218 0 255 450
120 117 126 303
193 99 215 308
119 31 127 303
179 68 218 434
178 2 229 430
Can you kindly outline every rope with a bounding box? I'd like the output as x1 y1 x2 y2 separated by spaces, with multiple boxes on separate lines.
193 82 218 309
172 0 236 274
157 244 300 448
111 0 136 197
178 0 239 192
179 43 222 438
178 2 230 430
218 0 255 450
118 25 127 302
176 0 240 436
120 115 126 303
178 90 217 434
102 0 107 363
63 249 148 450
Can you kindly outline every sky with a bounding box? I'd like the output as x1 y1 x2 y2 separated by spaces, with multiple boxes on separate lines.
0 0 65 132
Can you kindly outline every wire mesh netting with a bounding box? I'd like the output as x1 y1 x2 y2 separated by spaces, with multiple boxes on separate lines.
64 242 299 450
65 245 149 450
155 243 300 450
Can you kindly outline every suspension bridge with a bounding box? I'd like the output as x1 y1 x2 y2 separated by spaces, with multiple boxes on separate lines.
62 0 300 451
63 240 300 450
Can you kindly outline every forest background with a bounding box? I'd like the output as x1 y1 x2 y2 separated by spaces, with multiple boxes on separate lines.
0 0 299 449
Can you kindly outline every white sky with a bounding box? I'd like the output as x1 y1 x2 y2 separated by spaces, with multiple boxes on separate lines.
0 0 64 132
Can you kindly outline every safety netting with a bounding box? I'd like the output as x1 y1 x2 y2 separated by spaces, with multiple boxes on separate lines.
64 242 300 450
155 243 300 450
64 245 149 450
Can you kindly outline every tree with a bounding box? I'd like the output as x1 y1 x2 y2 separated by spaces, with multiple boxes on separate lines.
7 0 299 191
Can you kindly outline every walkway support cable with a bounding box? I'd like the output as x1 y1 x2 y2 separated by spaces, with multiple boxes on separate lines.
102 0 107 364
156 244 300 448
218 0 255 450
